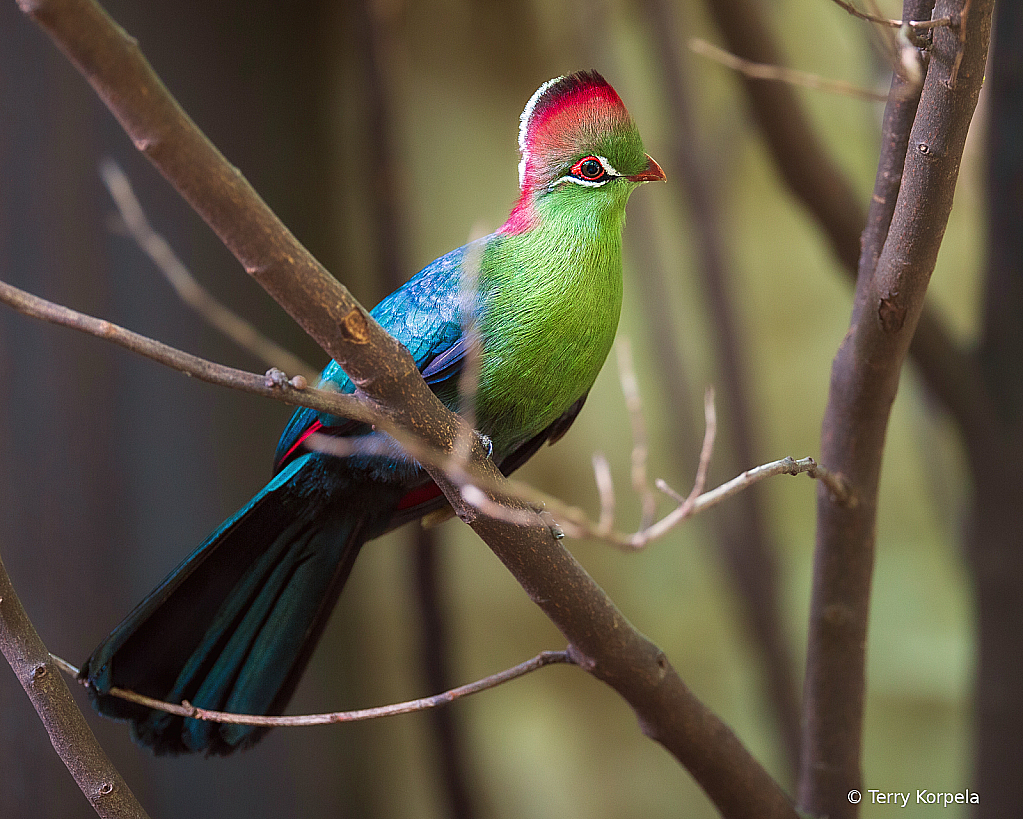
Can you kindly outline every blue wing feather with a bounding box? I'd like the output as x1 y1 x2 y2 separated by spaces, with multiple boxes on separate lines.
275 242 478 469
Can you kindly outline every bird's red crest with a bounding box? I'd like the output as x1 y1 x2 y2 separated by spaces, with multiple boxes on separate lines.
517 71 632 193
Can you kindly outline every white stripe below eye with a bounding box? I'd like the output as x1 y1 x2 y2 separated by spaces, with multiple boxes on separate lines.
558 176 609 188
552 155 620 189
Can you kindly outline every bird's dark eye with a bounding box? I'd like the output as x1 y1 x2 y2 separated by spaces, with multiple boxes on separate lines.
572 156 607 182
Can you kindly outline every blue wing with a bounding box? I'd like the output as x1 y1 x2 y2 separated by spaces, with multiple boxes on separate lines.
274 241 475 470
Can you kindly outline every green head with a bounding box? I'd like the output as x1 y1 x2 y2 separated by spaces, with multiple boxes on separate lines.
501 71 664 235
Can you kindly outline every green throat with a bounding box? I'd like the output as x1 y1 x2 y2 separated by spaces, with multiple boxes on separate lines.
474 180 639 453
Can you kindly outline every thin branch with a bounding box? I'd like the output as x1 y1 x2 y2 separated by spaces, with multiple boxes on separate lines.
616 337 657 530
0 278 372 425
1 555 149 819
56 651 572 727
99 158 318 381
656 387 718 513
592 452 616 535
307 398 851 551
640 456 844 546
690 38 890 101
828 0 953 29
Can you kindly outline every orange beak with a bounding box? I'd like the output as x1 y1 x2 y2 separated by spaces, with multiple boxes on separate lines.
627 154 666 183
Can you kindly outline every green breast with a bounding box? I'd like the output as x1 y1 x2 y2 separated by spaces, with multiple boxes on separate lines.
473 187 629 455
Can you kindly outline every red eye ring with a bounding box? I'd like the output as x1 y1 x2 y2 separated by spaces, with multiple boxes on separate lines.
571 156 607 182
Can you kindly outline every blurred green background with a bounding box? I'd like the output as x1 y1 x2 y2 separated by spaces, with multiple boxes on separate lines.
0 0 976 816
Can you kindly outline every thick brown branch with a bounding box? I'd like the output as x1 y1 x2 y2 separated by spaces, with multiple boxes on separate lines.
856 0 996 440
799 2 993 816
0 553 149 819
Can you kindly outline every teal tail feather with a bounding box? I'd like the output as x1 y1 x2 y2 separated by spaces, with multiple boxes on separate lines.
81 454 393 755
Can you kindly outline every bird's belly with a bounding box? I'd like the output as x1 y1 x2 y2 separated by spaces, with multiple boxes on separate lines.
475 322 614 453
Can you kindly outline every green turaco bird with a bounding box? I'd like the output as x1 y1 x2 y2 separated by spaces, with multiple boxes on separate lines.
81 70 665 754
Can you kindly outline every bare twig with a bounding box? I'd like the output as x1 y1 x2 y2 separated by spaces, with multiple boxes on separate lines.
99 158 317 381
691 38 890 101
656 387 718 518
0 278 370 425
56 650 571 727
616 337 657 529
592 452 616 535
307 396 848 551
655 479 687 505
827 0 953 29
639 456 839 547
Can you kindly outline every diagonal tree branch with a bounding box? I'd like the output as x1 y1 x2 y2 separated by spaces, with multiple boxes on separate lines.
13 0 798 815
0 551 149 819
799 2 993 816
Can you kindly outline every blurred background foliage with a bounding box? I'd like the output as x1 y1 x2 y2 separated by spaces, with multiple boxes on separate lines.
1 0 977 816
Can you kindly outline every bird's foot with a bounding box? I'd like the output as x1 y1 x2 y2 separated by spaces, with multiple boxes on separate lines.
533 504 565 540
475 432 494 459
